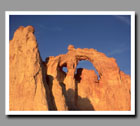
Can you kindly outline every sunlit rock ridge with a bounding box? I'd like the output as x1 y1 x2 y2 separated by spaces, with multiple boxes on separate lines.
9 26 131 111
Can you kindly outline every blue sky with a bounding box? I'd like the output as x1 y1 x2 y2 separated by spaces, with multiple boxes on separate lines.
10 15 131 75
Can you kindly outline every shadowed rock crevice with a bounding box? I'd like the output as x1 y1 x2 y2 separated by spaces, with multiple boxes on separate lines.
65 89 94 110
45 74 57 110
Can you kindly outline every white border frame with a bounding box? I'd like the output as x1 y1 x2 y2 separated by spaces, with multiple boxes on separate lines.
5 11 135 115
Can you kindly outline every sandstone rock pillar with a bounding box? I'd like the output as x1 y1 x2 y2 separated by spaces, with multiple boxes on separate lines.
9 26 49 110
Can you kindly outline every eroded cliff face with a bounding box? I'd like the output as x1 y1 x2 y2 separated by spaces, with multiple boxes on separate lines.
9 26 131 111
9 26 50 110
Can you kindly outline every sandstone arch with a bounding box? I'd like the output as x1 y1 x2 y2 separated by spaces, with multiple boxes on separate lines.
46 45 131 110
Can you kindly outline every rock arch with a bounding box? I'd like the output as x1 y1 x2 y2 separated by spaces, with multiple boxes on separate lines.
46 45 130 110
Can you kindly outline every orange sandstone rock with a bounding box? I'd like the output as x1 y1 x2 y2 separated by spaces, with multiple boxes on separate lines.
45 44 131 111
9 26 50 110
10 26 131 111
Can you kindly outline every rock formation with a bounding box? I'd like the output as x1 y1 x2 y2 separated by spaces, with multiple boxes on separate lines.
9 26 50 110
9 26 131 111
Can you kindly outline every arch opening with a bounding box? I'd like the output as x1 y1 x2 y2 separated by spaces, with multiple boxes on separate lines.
59 63 67 74
62 67 68 73
75 60 100 80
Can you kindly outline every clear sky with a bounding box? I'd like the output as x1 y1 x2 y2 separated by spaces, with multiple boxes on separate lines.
10 15 131 75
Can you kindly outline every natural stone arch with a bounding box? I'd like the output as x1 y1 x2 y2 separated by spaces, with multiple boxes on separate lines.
45 44 130 110
46 45 122 110
59 45 120 80
58 45 121 89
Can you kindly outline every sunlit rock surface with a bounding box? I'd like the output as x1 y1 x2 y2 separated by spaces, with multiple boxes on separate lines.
9 26 131 111
9 26 50 110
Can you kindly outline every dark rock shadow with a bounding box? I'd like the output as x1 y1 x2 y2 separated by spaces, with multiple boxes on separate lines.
46 75 57 110
77 96 94 111
75 68 82 82
42 62 57 110
66 89 94 111
59 82 67 98
74 68 94 110
65 89 77 110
